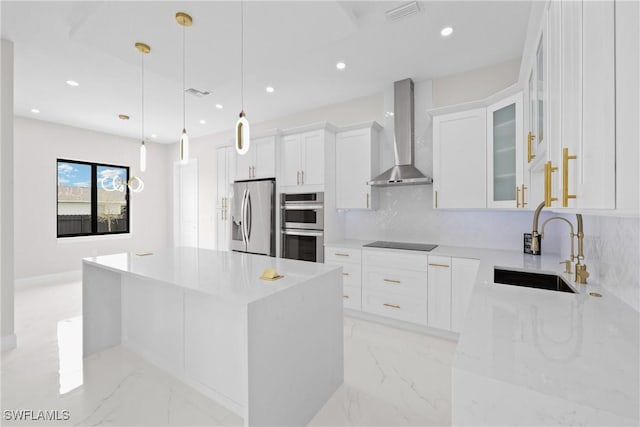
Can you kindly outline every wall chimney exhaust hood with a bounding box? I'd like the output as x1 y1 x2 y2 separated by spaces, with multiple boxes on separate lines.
368 79 433 187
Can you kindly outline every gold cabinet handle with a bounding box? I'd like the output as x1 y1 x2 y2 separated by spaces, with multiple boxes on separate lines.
516 186 521 208
521 184 528 207
343 295 350 299
366 193 370 209
435 190 438 209
383 303 401 309
428 263 450 268
301 170 304 185
527 132 536 163
562 148 577 207
383 278 401 284
544 161 558 207
252 165 256 178
335 253 349 257
342 272 350 276
296 171 300 185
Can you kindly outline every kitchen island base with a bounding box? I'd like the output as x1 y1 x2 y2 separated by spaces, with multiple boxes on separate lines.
83 249 344 426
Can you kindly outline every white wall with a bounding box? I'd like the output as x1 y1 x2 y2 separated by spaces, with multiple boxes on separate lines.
432 58 521 108
2 39 16 350
13 117 171 279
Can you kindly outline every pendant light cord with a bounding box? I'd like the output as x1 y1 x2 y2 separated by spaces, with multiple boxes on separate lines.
182 24 186 129
141 50 145 144
241 0 244 112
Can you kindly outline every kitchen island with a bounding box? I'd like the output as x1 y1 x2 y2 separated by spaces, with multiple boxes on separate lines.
82 247 343 427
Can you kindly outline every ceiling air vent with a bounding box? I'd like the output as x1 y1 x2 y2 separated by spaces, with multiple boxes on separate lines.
185 88 211 98
385 1 421 22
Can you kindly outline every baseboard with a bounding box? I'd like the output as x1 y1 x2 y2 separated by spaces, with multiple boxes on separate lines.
2 333 17 351
15 270 82 290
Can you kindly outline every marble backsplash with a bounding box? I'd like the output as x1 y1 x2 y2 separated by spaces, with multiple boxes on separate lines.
563 215 640 312
342 185 565 254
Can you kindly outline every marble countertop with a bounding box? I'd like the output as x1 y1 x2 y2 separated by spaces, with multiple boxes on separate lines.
321 240 639 421
83 247 340 305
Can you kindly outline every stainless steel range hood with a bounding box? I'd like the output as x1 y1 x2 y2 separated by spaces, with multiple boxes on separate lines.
368 79 433 187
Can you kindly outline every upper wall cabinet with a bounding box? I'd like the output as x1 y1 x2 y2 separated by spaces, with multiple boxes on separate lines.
234 134 276 181
280 124 336 192
559 0 615 210
433 108 487 209
335 122 382 210
216 146 235 251
487 92 524 209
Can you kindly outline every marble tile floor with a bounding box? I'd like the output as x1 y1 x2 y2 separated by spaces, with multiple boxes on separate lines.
2 280 457 426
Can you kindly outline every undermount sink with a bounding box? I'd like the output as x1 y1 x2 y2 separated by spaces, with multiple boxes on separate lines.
494 268 576 294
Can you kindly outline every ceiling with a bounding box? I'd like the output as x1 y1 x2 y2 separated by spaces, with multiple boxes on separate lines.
1 1 532 144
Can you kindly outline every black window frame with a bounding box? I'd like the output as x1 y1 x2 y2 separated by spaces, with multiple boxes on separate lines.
56 158 130 238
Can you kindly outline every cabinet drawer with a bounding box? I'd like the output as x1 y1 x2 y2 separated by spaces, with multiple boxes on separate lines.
326 261 361 287
342 284 361 311
362 291 427 325
363 268 427 299
325 247 362 263
362 249 428 271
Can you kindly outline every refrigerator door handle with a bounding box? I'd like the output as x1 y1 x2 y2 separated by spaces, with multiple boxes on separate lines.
246 191 252 241
241 188 248 245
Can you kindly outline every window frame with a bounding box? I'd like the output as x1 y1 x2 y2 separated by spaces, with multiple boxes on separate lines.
56 158 131 238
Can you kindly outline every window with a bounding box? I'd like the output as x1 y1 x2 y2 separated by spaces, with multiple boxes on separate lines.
57 159 130 237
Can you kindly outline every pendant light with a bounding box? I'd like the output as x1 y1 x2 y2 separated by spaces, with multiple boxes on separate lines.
235 0 250 155
136 42 150 172
176 12 192 164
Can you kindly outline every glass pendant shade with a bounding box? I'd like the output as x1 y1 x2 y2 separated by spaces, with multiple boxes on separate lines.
180 129 189 163
235 112 250 155
140 141 147 172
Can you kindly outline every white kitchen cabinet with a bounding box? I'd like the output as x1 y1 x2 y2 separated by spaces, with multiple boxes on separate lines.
450 258 480 333
487 93 523 209
335 122 381 210
281 128 331 190
362 249 428 325
433 108 487 209
234 135 276 181
560 0 615 210
216 147 235 251
325 245 362 311
427 255 451 330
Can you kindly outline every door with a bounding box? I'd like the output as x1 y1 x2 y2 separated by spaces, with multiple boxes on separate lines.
451 258 480 333
487 93 523 208
336 129 371 209
173 160 198 247
433 108 486 209
427 256 451 330
235 149 253 181
254 136 276 179
281 134 301 187
230 182 247 252
245 180 275 256
301 131 324 186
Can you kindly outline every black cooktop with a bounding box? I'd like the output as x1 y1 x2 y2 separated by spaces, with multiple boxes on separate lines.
363 241 439 252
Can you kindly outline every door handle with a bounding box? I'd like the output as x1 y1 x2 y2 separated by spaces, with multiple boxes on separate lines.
562 148 577 207
383 303 401 309
297 171 300 185
301 170 304 185
241 189 249 244
383 278 401 284
246 192 252 241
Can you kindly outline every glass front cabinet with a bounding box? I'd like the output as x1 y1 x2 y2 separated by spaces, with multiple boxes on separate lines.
487 92 524 209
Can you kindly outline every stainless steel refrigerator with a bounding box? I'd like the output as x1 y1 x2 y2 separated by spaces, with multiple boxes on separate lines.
230 178 276 257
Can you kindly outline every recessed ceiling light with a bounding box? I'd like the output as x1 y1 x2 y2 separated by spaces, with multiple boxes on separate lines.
66 80 79 87
215 104 223 109
336 62 346 70
266 86 275 93
118 114 130 120
199 119 206 125
440 26 453 37
151 134 158 139
385 111 395 117
31 108 40 114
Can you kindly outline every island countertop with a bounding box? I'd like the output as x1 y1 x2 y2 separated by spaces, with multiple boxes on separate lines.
83 246 340 305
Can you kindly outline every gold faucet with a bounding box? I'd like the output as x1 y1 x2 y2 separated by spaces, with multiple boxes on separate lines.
531 202 589 284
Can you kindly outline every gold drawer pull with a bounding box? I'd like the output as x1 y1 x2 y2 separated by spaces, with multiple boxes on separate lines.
342 272 350 276
562 147 577 207
343 295 349 299
335 253 349 257
383 303 400 309
544 161 558 207
429 263 450 268
527 132 536 163
383 278 401 284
